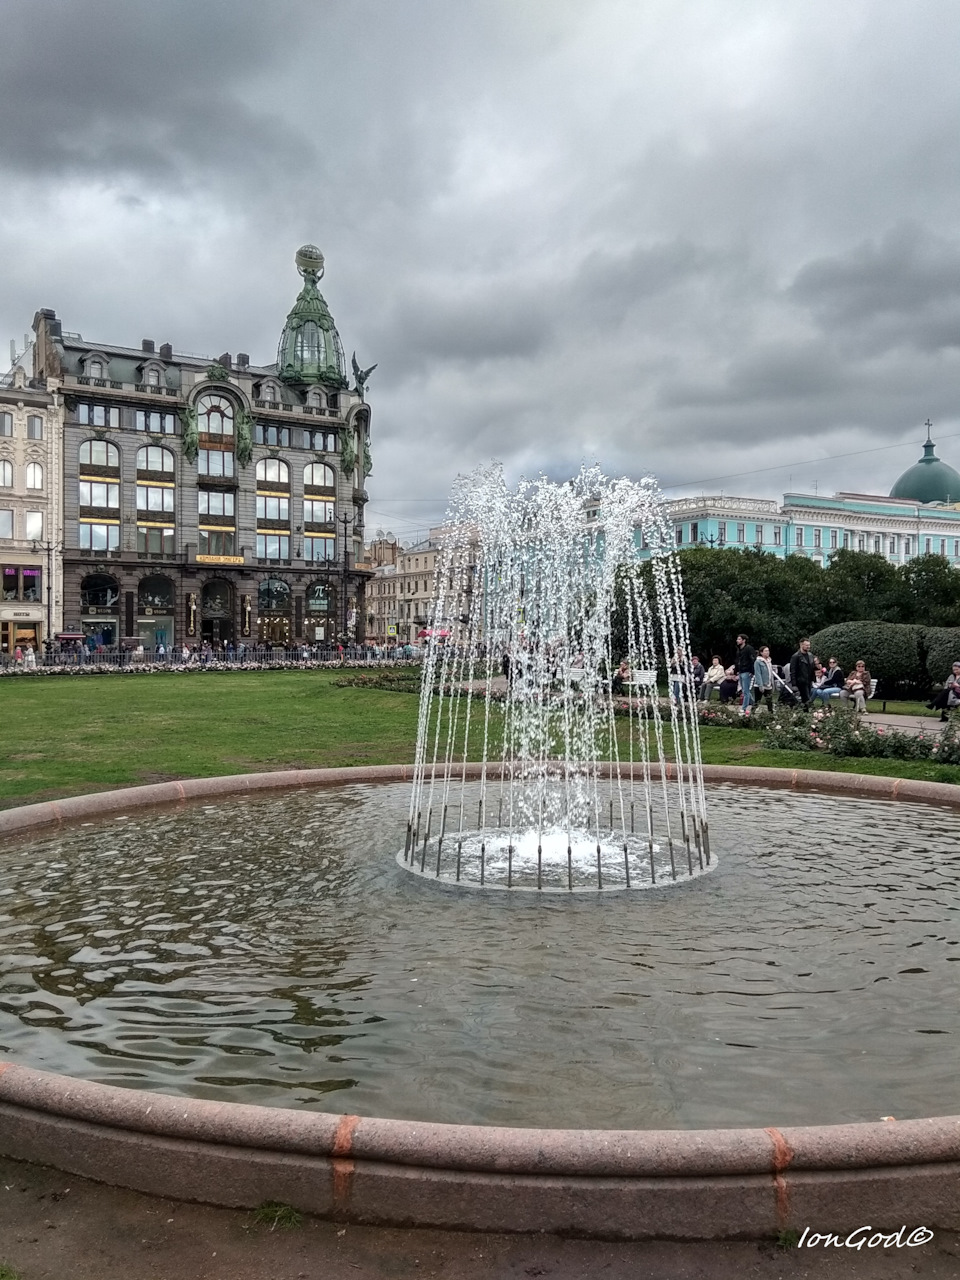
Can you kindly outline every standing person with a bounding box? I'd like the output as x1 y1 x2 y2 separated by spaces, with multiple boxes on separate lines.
734 633 756 711
789 637 816 706
752 645 775 710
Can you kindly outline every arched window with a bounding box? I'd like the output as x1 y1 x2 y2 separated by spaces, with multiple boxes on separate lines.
147 367 161 386
80 439 120 469
26 462 43 489
256 458 289 486
138 575 175 612
0 460 11 488
80 573 120 611
136 445 175 475
261 382 277 403
89 360 103 379
308 388 324 409
26 415 43 440
196 393 234 437
304 463 335 490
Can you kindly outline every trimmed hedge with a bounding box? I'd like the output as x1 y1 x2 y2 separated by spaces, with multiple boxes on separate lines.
922 626 960 684
807 621 960 693
807 622 925 695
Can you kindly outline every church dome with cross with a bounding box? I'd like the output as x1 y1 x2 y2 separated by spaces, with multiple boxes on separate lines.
890 424 960 505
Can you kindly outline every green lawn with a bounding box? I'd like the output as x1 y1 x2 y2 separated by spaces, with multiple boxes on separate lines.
1 672 957 810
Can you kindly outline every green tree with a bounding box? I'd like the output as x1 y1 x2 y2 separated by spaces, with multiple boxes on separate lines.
820 550 901 625
897 554 960 627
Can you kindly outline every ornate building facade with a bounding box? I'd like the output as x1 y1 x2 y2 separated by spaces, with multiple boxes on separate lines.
31 245 374 650
0 359 62 656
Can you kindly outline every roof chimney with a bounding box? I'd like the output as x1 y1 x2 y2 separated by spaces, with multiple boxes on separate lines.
218 352 233 369
141 339 155 353
159 342 173 360
236 352 249 369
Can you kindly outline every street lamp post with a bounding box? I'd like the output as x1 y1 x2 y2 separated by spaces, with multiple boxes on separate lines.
337 509 353 644
32 538 61 656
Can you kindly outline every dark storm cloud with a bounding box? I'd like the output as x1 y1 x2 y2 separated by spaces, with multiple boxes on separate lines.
1 0 959 519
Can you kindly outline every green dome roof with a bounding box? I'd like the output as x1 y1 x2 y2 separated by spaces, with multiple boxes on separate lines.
276 245 346 387
890 432 960 504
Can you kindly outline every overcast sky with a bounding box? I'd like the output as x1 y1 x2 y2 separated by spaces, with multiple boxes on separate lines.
2 0 958 539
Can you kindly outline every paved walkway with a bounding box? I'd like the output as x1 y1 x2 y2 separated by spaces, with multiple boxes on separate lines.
2 1155 960 1280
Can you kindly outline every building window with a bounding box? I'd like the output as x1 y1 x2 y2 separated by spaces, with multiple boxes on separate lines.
840 531 848 549
773 526 782 546
261 383 277 403
25 462 43 490
813 529 822 549
303 499 334 524
256 458 290 486
940 538 947 557
904 536 912 555
0 510 12 539
24 511 42 540
137 526 175 554
736 523 745 543
136 410 175 433
147 367 161 387
305 535 336 561
675 527 683 545
0 461 11 488
79 480 120 508
0 413 10 437
198 529 236 557
3 565 41 601
755 526 763 546
304 462 335 489
690 522 699 543
954 540 959 558
77 403 119 427
889 537 898 555
198 491 235 517
794 526 804 547
254 424 290 447
830 529 838 550
80 439 120 469
137 484 175 514
925 537 932 554
256 495 290 522
716 520 727 544
257 534 290 559
306 429 337 452
137 445 175 475
198 449 235 477
26 416 43 440
79 522 119 551
197 393 235 437
258 577 290 611
89 361 103 379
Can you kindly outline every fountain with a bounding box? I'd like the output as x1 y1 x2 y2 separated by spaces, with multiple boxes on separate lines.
402 464 711 891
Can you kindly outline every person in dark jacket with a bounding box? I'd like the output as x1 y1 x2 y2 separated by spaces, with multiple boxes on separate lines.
789 637 816 705
735 633 757 710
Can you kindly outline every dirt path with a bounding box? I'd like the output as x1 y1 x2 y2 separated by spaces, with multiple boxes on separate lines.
1 1155 959 1280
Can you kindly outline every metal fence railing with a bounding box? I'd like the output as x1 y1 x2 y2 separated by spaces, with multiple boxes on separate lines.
0 644 422 673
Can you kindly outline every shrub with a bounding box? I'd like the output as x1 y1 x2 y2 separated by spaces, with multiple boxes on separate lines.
920 626 960 686
807 622 925 696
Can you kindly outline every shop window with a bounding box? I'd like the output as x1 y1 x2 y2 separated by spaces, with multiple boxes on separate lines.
258 577 290 611
138 575 175 611
80 574 120 610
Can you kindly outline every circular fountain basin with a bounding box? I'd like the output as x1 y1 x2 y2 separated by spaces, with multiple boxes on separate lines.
2 765 960 1240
